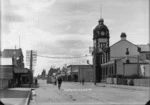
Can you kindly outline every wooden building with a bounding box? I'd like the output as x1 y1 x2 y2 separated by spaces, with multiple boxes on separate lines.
67 65 93 82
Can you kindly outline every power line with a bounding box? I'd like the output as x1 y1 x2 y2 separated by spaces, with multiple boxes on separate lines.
37 54 92 59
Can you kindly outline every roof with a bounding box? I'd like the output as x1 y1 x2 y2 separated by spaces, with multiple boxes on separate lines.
137 44 150 52
14 68 29 73
110 39 139 49
1 48 23 58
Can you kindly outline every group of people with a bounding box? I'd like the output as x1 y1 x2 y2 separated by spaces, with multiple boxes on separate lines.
54 78 85 89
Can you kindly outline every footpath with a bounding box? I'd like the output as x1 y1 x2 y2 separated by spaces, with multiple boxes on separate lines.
97 83 149 91
0 88 31 105
83 82 149 91
0 84 38 105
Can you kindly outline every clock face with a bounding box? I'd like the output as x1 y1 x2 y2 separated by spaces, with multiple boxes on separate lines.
101 31 105 36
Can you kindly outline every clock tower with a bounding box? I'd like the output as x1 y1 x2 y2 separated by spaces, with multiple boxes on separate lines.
93 18 110 84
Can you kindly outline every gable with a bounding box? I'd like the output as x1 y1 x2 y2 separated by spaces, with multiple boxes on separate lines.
110 40 139 58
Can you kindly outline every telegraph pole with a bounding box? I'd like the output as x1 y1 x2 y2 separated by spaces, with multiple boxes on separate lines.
26 50 37 87
30 50 33 71
29 50 33 87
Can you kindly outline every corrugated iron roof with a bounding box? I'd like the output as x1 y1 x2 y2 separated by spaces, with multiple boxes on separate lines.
137 44 149 52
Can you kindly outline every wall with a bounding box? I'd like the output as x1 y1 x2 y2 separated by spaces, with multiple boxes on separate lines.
110 40 139 58
124 64 138 76
140 64 150 77
116 59 123 75
116 59 148 76
123 63 150 77
78 65 93 82
0 65 13 79
134 79 149 87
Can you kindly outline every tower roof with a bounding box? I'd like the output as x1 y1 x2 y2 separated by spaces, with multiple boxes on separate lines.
93 18 109 35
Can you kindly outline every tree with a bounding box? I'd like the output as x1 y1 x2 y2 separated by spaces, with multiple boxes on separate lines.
41 69 46 78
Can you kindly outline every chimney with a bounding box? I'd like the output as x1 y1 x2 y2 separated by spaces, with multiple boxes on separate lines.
120 32 127 40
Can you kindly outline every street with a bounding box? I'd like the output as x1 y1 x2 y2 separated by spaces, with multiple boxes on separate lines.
29 80 148 105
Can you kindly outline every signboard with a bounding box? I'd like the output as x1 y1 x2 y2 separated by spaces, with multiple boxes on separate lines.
1 58 12 65
26 50 37 67
98 38 108 43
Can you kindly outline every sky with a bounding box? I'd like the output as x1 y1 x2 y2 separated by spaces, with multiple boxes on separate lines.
1 0 149 76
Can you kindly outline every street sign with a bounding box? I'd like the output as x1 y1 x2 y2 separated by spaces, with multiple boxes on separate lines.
26 50 37 67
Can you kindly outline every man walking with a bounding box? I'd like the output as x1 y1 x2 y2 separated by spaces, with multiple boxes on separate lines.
57 78 62 89
82 78 84 85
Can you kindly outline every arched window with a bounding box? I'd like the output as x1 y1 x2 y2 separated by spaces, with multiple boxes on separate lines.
112 66 113 74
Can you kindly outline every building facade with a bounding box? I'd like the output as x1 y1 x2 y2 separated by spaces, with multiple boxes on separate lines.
0 48 31 88
93 18 110 83
92 18 150 83
66 65 93 82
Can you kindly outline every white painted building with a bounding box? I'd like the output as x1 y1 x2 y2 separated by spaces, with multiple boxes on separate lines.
101 33 150 81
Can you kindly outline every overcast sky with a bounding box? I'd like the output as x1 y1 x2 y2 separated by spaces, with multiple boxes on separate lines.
1 0 149 76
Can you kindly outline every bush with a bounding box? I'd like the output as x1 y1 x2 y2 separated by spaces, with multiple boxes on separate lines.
116 74 124 78
129 79 134 86
123 74 142 79
107 74 116 78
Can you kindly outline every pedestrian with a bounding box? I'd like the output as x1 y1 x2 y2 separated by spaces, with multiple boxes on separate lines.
35 78 37 85
82 78 84 85
57 78 62 89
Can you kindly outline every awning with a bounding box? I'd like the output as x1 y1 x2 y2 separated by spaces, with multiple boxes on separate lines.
14 68 29 73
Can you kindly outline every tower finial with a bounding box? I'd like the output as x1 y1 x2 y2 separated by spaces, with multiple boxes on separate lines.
100 3 102 18
19 35 20 48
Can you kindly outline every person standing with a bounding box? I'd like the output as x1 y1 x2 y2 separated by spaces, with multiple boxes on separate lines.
82 78 84 85
57 78 62 89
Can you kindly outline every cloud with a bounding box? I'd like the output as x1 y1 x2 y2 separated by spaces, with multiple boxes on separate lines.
1 0 25 33
1 0 148 76
32 33 92 57
3 13 24 22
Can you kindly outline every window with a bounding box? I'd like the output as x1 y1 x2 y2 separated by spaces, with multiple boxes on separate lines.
146 53 150 60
